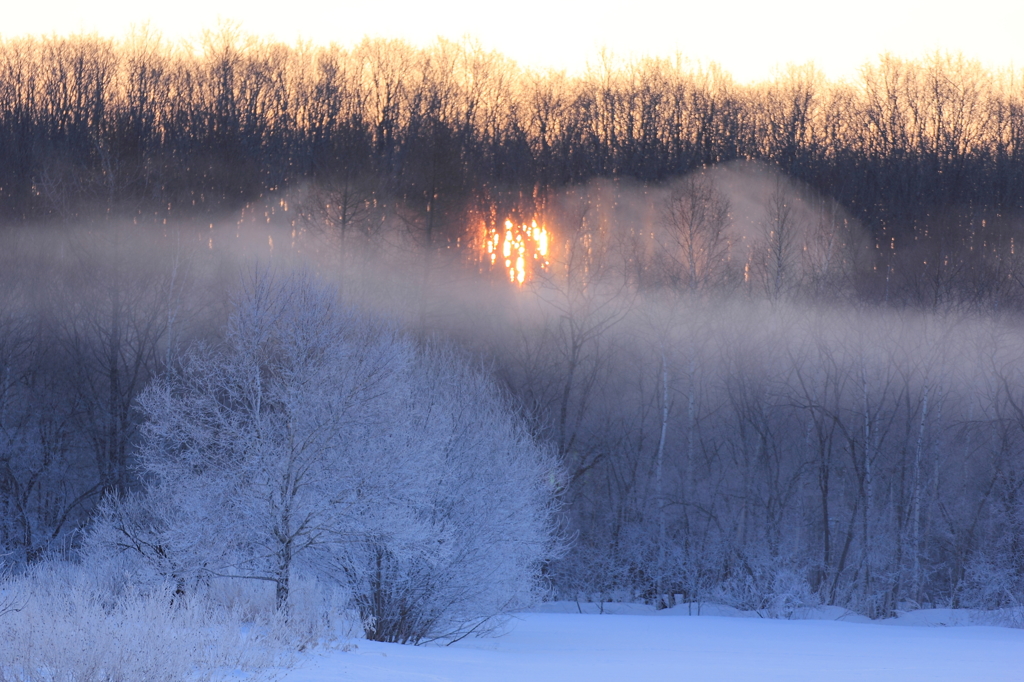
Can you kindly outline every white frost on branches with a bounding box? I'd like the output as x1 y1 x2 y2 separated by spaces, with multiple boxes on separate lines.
88 268 562 644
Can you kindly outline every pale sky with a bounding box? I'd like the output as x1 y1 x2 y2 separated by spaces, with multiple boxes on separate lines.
2 0 1020 82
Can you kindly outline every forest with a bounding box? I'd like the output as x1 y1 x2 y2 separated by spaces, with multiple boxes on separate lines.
4 27 1024 676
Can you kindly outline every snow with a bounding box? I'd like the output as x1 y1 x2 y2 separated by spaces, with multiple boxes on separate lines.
280 605 1024 681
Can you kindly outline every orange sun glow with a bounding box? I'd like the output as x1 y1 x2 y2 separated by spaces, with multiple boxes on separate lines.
483 219 550 285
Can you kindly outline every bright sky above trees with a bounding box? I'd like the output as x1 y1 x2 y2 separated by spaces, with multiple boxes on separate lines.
5 0 1023 83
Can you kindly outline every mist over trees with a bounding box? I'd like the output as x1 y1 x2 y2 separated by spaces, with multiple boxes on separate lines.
1 28 1024 299
6 27 1024 645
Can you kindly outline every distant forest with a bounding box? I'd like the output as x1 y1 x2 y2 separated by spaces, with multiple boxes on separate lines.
2 30 1024 292
7 29 1024 629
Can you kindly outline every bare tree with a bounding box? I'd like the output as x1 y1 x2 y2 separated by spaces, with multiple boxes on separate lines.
299 172 379 253
661 174 731 294
803 196 857 301
757 182 802 302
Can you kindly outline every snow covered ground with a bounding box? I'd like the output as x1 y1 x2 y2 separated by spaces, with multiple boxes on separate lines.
281 604 1024 681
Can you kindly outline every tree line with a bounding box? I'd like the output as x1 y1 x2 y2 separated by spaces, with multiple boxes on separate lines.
3 29 1024 256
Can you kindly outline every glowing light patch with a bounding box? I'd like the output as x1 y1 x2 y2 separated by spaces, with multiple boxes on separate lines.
481 218 551 285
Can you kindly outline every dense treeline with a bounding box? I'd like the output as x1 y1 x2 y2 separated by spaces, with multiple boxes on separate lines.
3 29 1024 247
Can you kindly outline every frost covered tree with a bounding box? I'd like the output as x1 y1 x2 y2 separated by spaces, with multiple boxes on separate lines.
336 344 563 643
93 269 408 605
90 268 561 643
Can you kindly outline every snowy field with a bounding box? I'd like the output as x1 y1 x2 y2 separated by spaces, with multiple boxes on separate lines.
282 604 1024 682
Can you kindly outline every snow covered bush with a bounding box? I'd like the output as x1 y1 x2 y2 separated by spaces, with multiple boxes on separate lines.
0 561 291 682
333 344 563 642
88 269 561 644
715 551 819 619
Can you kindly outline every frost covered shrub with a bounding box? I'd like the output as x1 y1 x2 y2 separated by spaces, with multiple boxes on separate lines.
715 552 818 618
0 562 291 682
335 345 563 642
959 549 1024 613
548 522 726 611
89 269 562 645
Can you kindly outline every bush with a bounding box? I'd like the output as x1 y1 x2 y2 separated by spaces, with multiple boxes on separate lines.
0 561 308 682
